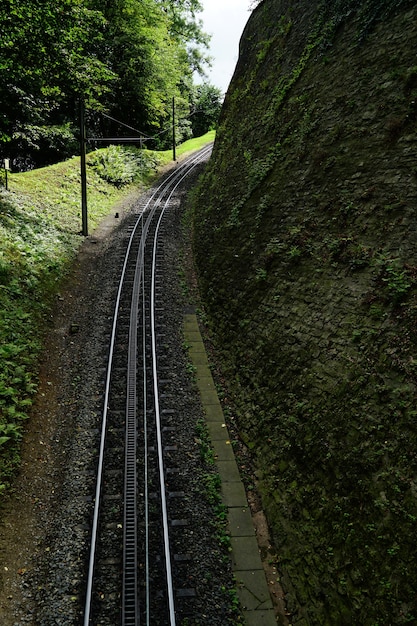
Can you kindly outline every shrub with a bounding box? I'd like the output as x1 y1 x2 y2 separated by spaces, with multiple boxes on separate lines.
89 145 159 187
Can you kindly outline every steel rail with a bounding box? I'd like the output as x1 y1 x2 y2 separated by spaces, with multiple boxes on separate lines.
149 153 211 625
83 144 212 626
142 145 213 625
121 148 201 622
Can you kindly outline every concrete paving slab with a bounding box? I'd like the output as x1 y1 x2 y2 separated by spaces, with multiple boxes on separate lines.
198 388 222 405
227 506 255 536
212 438 236 461
184 313 277 625
195 365 212 380
216 460 242 483
221 481 248 507
196 375 217 391
231 536 261 570
183 325 200 335
184 331 204 343
187 353 209 367
203 403 224 422
183 315 200 331
206 420 230 441
243 610 278 625
187 341 206 354
183 326 200 337
235 569 273 609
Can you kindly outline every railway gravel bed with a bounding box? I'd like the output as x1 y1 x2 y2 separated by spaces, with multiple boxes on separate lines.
0 161 242 625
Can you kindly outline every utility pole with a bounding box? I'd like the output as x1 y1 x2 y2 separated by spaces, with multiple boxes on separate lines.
172 96 176 162
80 99 88 236
3 158 9 191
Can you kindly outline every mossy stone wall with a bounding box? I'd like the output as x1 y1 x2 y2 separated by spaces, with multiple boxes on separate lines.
192 1 417 623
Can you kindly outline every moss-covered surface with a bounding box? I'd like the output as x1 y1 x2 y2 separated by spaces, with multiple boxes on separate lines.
191 1 417 623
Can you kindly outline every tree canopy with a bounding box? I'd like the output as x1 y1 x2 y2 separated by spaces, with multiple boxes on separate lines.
190 84 223 137
0 0 217 169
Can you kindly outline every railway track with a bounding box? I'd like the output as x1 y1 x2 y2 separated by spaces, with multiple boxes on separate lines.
82 144 213 626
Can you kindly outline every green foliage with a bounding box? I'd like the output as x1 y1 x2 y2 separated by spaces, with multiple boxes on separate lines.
12 123 79 168
376 257 412 304
195 417 231 553
315 0 415 43
0 134 213 497
0 0 210 167
89 145 159 187
0 180 78 488
190 84 223 137
204 472 222 505
256 38 274 64
0 422 22 447
100 0 186 127
255 268 267 281
0 0 116 161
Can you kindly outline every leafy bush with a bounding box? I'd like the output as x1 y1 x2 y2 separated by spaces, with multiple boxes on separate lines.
89 145 160 187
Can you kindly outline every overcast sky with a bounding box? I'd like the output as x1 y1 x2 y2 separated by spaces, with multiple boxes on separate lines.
196 1 253 95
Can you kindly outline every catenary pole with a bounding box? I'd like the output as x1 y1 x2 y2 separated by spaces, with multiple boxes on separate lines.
80 99 88 236
172 96 176 162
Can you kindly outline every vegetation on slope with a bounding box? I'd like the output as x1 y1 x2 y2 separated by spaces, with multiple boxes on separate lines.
191 0 417 623
0 132 214 497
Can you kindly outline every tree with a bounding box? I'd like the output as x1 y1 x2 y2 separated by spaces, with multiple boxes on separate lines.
94 0 210 144
0 0 211 168
93 0 211 137
190 83 223 137
0 0 115 167
160 0 211 75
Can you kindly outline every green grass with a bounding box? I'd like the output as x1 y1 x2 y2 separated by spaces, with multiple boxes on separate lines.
0 132 214 498
159 130 216 161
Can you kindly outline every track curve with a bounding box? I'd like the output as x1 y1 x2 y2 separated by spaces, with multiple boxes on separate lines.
83 145 213 626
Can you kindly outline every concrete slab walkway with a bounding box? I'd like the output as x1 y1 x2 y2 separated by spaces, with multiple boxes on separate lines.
184 314 277 625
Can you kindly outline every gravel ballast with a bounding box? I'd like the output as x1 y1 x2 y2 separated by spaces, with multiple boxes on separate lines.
0 162 244 625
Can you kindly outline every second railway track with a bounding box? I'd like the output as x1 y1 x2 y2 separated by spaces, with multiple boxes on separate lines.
83 145 215 626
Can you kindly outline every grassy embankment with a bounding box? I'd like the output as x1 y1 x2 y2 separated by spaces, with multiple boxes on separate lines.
0 131 214 497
